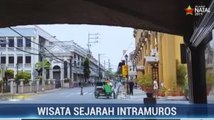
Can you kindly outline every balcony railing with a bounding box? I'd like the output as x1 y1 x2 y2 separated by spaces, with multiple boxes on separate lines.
136 65 145 71
145 56 159 63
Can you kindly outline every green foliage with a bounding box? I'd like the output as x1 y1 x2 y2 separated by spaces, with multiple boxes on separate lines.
64 78 70 83
83 58 91 79
15 71 31 84
35 59 51 71
176 64 187 87
206 73 214 85
4 69 14 81
105 70 114 79
159 86 167 93
137 74 153 88
0 80 3 85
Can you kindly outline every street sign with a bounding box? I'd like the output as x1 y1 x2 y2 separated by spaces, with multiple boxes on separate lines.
122 65 128 77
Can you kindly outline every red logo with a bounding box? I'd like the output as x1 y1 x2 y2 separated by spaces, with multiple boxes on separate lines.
185 5 193 15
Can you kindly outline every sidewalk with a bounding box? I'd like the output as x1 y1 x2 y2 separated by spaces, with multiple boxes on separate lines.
118 87 189 104
0 88 62 101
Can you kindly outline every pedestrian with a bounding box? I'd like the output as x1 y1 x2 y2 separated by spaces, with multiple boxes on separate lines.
153 78 158 98
129 81 134 95
79 81 81 87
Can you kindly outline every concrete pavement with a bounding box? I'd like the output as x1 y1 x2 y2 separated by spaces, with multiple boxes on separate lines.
118 87 190 104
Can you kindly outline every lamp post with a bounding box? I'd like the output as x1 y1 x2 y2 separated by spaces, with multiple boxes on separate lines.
16 63 19 94
98 54 101 82
125 54 129 94
69 56 73 88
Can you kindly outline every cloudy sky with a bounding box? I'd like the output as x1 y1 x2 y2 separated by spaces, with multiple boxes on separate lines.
38 24 135 71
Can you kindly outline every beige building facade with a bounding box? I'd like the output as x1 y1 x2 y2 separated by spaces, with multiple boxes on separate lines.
133 29 185 91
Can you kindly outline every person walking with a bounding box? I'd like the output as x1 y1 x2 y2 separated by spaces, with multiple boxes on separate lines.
129 81 134 95
153 78 158 98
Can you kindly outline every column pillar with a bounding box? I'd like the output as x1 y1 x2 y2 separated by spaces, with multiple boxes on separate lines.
52 79 56 89
48 79 51 90
50 68 53 80
187 46 207 103
60 66 64 88
20 79 24 94
29 80 32 92
9 79 14 94
36 79 40 92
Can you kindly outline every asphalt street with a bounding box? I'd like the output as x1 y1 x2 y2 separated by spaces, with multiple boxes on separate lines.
0 86 213 104
0 86 137 103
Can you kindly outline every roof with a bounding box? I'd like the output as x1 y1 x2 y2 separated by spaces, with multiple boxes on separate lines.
0 0 211 36
0 26 59 42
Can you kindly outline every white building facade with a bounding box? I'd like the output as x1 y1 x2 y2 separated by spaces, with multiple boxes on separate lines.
0 26 57 80
0 26 105 87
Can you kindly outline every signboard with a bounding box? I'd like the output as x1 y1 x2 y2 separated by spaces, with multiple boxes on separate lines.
122 65 128 77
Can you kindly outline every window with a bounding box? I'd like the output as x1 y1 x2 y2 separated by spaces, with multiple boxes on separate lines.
1 56 6 64
17 38 23 47
9 56 14 64
8 38 14 47
26 56 31 63
17 56 23 63
74 61 76 67
0 37 6 47
25 38 31 47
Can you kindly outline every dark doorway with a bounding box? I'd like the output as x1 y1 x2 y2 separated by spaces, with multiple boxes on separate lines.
53 65 61 88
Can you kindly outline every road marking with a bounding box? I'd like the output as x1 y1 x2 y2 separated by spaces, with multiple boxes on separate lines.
8 99 20 102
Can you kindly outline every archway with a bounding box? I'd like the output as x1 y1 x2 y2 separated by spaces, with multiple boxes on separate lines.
53 65 61 88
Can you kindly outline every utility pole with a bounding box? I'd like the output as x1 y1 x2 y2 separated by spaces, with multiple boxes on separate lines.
16 63 19 94
108 59 111 71
69 56 73 88
41 45 45 91
104 60 106 69
98 54 101 82
87 33 99 56
0 52 2 94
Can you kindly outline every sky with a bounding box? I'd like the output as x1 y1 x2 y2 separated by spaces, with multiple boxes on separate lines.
38 24 135 71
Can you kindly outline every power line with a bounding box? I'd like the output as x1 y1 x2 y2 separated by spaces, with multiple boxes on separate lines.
9 27 64 62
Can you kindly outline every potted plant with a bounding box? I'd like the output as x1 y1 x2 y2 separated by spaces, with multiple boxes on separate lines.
137 74 153 97
158 86 166 97
176 64 187 96
206 73 214 95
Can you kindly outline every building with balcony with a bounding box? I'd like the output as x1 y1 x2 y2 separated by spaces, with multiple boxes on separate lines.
128 50 137 80
0 26 58 80
46 40 105 86
0 26 105 87
133 29 185 90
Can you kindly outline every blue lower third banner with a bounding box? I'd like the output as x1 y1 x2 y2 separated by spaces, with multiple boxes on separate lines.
0 104 213 119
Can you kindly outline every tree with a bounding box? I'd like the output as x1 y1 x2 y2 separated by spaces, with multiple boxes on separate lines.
81 57 91 95
15 71 31 84
35 59 51 75
176 64 187 87
83 58 91 81
3 69 14 92
4 69 14 82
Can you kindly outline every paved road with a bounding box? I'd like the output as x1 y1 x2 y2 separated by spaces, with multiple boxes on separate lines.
0 86 137 103
0 86 194 104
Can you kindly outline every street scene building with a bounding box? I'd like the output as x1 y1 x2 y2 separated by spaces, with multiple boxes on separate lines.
0 0 214 106
133 29 186 94
0 26 105 90
46 40 105 87
0 26 58 80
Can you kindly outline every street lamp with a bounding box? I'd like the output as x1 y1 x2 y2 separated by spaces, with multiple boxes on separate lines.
125 54 129 94
16 63 19 94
